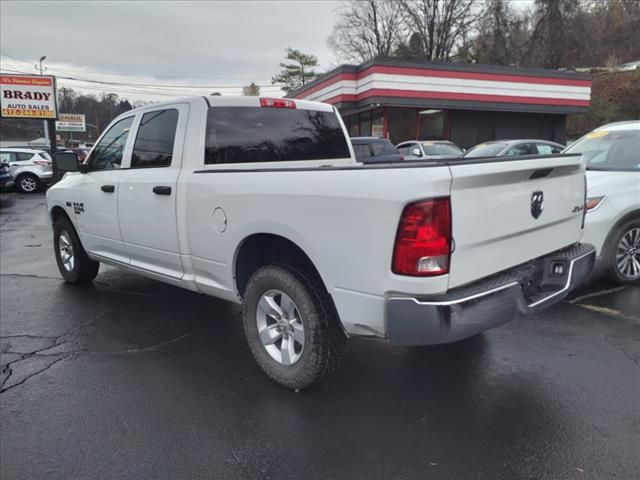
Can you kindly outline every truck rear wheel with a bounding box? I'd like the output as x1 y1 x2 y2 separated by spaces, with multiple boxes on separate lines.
53 216 100 284
241 264 345 390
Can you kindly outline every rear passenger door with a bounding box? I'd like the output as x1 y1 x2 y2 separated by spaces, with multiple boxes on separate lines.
117 104 188 278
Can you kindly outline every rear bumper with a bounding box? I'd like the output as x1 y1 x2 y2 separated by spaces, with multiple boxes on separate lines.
386 243 595 346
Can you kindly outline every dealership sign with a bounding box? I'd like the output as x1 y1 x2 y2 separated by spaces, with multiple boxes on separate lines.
0 74 57 119
56 113 86 132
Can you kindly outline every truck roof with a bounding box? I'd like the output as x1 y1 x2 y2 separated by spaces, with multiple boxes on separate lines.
119 95 336 115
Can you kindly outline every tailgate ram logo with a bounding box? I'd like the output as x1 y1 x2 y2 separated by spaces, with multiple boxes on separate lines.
531 191 544 219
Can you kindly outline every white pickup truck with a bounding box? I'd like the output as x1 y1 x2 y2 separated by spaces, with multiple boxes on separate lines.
47 96 595 389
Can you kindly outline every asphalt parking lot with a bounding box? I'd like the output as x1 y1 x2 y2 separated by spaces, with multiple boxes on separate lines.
1 192 639 480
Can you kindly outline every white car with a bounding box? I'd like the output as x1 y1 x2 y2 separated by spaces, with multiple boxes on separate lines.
563 121 640 284
396 140 463 160
46 96 594 389
0 148 53 193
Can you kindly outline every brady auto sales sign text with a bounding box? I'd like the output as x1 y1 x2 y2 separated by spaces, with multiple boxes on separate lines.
0 74 57 119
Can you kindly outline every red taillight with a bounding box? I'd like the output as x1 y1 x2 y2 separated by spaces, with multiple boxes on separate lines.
260 97 296 109
392 198 451 276
33 159 51 167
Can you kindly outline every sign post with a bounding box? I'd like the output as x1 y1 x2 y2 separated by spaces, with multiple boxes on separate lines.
0 74 58 153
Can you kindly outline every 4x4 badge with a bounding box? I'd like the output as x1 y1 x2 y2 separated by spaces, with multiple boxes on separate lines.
531 191 544 219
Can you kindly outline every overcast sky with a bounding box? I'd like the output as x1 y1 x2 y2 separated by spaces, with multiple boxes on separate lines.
0 1 342 101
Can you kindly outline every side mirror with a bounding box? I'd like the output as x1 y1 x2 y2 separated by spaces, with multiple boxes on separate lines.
411 147 422 157
52 151 82 182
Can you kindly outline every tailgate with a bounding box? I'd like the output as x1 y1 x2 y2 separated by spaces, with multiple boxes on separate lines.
447 154 585 288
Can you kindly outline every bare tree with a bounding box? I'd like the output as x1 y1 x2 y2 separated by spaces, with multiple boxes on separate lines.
328 0 406 62
475 0 512 65
525 0 579 68
397 0 477 61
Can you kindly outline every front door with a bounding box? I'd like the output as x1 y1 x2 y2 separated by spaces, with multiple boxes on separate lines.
117 105 187 279
75 116 135 263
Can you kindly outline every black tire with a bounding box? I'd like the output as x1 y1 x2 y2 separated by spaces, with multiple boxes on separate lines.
53 216 100 284
605 218 640 285
16 173 40 194
242 264 346 390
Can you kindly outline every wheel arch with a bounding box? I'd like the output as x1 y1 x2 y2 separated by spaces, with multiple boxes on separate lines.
50 205 72 225
234 233 328 298
49 205 81 238
233 232 347 339
602 208 640 252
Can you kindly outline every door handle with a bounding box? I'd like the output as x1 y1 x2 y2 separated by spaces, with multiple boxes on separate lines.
153 185 172 195
101 185 115 193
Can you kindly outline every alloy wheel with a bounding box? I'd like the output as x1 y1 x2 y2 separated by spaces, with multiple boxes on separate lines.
20 176 37 192
255 289 305 365
615 227 640 280
58 230 75 272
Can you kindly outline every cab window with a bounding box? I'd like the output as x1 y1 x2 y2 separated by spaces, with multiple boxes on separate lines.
89 117 134 171
397 143 416 156
205 107 349 164
505 143 535 156
131 109 179 168
16 152 35 161
535 143 562 155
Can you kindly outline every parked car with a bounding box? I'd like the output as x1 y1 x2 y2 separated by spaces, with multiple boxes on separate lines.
462 139 564 158
396 140 463 160
0 148 53 193
563 121 639 284
47 96 594 389
350 137 403 163
0 160 13 190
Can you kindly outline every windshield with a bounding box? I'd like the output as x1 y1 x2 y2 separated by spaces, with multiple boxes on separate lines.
564 129 640 171
422 142 462 156
463 142 507 158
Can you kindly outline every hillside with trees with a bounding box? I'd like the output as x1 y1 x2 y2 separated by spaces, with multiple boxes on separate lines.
328 0 640 68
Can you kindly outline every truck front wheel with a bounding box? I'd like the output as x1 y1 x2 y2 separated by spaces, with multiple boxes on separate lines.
241 264 345 390
53 217 100 284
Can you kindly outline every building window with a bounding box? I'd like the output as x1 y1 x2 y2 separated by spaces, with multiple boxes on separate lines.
371 108 384 138
418 109 446 140
348 115 359 137
360 112 371 137
387 107 418 144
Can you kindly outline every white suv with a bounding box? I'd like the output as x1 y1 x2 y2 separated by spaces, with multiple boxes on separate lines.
563 121 640 284
0 148 53 193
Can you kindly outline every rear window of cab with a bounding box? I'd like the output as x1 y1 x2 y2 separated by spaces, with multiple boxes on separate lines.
205 107 350 164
